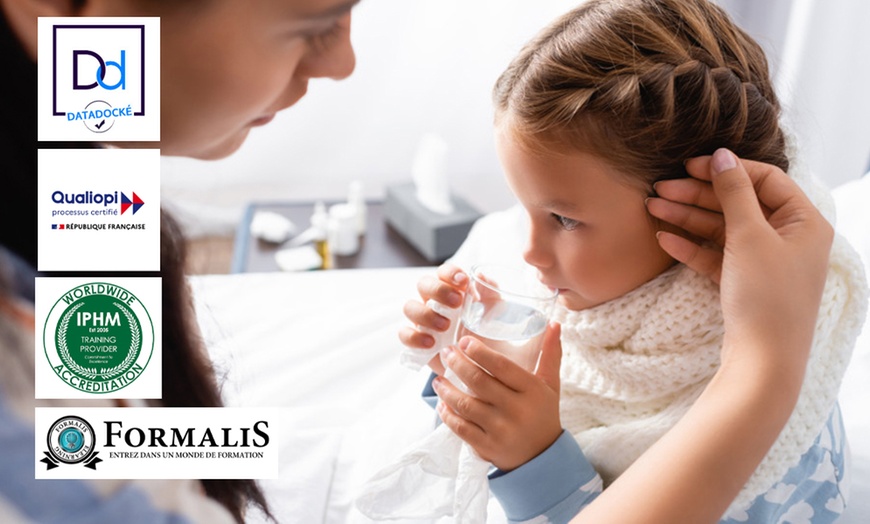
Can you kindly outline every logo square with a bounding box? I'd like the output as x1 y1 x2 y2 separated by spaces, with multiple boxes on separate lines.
37 149 161 272
37 18 160 141
35 277 162 399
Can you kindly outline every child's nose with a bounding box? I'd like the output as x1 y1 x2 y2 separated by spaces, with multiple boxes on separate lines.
523 232 554 270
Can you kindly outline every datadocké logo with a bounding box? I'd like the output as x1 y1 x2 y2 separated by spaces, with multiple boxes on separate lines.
51 24 146 134
41 415 102 470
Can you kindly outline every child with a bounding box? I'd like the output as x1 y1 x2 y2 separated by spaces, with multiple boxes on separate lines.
372 0 867 522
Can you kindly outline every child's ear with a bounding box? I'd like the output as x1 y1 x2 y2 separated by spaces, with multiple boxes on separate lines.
2 0 89 60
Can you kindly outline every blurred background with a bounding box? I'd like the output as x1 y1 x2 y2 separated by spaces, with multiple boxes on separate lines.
162 0 870 273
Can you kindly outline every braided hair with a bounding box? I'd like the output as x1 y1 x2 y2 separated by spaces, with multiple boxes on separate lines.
493 0 788 189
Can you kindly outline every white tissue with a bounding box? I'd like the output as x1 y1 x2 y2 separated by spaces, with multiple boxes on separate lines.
274 246 322 272
250 211 296 243
356 423 491 523
348 180 367 235
363 297 494 523
412 133 455 215
400 299 461 370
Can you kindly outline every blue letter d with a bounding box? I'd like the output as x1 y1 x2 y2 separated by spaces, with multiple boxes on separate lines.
96 50 126 90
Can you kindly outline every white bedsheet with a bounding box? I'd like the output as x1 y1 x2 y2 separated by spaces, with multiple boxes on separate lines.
191 177 870 522
192 268 489 523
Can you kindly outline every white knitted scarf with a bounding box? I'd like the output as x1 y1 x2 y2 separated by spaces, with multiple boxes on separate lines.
556 232 867 509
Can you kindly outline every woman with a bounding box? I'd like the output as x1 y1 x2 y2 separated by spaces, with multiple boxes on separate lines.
0 0 356 522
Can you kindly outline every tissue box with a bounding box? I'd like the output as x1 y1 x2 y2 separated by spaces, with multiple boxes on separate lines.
384 182 481 263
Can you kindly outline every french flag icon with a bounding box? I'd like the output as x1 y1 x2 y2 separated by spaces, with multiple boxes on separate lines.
120 192 145 215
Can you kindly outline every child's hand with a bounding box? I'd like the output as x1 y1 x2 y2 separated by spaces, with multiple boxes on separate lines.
432 322 563 471
398 263 468 375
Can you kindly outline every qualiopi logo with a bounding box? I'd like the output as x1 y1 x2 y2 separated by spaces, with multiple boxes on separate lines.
50 190 145 213
49 191 145 230
52 24 147 134
120 192 145 215
41 415 102 470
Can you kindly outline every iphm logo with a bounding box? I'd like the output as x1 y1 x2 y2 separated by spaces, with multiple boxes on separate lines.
53 25 145 134
38 18 159 141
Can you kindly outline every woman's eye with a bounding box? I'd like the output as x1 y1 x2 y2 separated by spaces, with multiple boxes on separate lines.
551 213 581 231
307 22 342 51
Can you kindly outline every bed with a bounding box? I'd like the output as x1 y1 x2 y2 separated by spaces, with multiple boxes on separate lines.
191 176 870 523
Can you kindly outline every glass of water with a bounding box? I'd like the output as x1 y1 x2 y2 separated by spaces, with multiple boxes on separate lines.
454 264 559 374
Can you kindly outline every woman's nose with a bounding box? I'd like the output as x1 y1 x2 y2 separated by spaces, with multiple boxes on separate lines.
300 15 356 80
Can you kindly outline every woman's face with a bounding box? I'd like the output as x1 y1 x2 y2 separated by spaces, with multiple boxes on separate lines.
496 125 676 311
78 0 358 159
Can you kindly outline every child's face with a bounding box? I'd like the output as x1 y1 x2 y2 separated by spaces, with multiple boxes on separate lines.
81 0 358 159
496 126 676 311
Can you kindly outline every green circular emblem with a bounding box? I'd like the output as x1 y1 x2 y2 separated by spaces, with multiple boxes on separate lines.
44 282 153 394
56 294 142 382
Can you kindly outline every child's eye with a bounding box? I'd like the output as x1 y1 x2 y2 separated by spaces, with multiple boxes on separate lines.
551 213 581 231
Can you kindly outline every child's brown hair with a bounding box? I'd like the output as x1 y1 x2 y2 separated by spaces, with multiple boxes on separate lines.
494 0 788 189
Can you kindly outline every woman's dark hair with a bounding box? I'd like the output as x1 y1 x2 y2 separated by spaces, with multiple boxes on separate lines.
160 212 274 523
0 3 271 520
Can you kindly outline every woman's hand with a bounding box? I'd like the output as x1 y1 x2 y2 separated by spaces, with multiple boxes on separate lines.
647 148 833 373
570 149 834 524
398 263 468 375
433 322 563 471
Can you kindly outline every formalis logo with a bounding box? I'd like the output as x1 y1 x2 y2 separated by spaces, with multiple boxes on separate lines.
35 408 282 480
37 18 160 141
41 416 102 471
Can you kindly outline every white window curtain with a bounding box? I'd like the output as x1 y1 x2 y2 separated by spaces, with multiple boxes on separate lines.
721 0 870 186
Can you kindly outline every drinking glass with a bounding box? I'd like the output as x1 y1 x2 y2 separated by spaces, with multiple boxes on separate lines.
452 264 559 377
